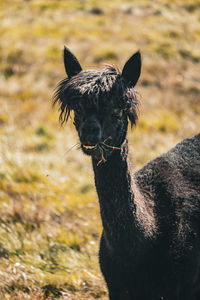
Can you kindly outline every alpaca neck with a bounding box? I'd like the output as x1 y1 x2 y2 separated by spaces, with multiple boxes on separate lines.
92 139 156 248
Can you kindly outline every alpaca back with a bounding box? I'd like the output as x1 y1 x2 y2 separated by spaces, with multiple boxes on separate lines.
135 133 200 243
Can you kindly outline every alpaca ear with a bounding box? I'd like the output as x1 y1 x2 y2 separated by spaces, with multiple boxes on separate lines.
63 46 82 78
122 51 141 87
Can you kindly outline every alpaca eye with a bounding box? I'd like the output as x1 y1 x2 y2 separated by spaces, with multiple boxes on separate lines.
113 109 123 117
75 108 82 114
74 112 84 124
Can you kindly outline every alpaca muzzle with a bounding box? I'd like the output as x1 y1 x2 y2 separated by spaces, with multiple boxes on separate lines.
80 118 101 146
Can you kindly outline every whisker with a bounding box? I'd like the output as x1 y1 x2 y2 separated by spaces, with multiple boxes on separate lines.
62 142 81 157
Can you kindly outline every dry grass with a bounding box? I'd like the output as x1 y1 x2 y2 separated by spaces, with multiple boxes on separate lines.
0 0 200 299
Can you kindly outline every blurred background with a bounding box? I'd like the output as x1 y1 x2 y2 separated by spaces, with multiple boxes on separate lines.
0 0 199 299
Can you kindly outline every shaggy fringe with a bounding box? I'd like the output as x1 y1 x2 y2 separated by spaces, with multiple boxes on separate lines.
53 65 140 126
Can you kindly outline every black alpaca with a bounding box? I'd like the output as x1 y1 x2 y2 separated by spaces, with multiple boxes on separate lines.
54 47 200 300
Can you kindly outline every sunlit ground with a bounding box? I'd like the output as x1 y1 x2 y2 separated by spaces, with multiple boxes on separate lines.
0 0 200 299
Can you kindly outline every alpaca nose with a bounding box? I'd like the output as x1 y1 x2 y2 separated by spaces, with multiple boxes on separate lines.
80 119 101 145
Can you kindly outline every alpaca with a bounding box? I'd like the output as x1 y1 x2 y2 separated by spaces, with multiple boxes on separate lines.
54 47 200 300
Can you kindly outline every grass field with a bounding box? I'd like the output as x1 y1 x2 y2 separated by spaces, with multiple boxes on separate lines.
0 0 200 299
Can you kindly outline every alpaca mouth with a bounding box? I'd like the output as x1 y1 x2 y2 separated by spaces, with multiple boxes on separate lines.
82 138 120 156
83 144 97 150
81 143 98 155
82 139 120 166
82 144 98 153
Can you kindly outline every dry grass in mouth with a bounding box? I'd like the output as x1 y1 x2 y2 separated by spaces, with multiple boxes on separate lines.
82 144 105 166
102 142 121 150
97 145 106 166
82 136 121 166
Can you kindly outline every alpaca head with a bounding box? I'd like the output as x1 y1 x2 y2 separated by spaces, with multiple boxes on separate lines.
54 47 141 160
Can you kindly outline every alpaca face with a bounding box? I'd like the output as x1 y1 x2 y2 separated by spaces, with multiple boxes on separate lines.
73 98 128 158
54 47 141 160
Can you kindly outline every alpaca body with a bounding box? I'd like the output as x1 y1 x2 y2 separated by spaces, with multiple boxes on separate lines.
95 134 200 299
54 47 200 300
